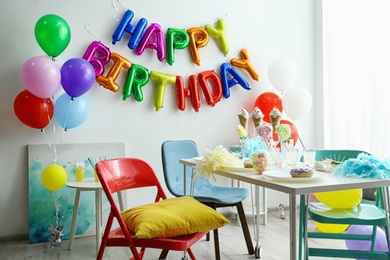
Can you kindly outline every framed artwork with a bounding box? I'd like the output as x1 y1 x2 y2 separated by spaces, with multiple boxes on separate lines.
28 142 125 243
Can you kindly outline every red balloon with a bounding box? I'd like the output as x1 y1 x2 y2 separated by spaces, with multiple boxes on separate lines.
255 92 283 123
198 70 222 106
272 119 298 147
14 90 54 129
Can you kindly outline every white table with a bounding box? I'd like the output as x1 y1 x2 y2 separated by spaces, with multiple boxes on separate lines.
66 178 104 255
179 158 390 260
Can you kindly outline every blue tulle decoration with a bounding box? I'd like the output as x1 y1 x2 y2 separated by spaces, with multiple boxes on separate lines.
333 153 390 179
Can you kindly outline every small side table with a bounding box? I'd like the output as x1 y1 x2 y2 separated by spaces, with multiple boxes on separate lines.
66 178 123 255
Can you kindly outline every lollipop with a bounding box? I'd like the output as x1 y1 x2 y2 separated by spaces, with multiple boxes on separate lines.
251 107 263 129
237 124 248 139
257 124 272 141
276 124 291 142
238 108 249 131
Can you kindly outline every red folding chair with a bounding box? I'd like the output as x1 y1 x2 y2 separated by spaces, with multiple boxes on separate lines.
95 157 210 260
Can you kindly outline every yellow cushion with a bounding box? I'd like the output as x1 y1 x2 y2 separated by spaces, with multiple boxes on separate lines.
121 196 230 239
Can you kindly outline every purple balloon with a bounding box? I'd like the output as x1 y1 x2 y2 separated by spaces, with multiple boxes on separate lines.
345 225 388 259
21 56 61 98
61 58 95 98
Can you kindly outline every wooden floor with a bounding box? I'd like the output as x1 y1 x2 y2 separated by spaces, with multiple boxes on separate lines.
0 209 346 260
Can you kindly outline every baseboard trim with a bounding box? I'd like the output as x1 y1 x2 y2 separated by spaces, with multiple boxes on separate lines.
0 233 28 242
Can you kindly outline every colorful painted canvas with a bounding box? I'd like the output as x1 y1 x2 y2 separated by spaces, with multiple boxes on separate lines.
28 142 125 244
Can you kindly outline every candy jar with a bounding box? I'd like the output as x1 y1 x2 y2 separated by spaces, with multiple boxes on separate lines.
252 150 269 174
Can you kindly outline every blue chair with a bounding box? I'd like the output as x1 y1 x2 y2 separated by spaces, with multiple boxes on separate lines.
161 140 254 260
299 149 390 259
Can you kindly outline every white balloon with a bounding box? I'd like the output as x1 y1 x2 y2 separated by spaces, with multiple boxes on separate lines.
282 87 312 121
268 58 297 93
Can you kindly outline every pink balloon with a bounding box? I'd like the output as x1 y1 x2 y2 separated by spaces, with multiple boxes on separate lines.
20 56 61 98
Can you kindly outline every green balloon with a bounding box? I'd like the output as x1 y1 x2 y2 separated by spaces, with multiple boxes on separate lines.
34 14 71 57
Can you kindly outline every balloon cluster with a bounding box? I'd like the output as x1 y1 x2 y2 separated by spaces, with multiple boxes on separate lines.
84 9 259 112
14 14 95 131
251 58 313 150
253 93 298 148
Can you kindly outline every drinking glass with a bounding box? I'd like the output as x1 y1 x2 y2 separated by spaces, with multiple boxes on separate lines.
303 150 316 167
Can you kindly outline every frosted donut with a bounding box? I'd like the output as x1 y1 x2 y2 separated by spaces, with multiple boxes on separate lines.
290 168 313 178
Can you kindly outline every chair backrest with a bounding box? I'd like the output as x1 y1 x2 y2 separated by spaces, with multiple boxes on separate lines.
314 149 369 162
96 157 167 208
161 140 210 197
314 149 375 200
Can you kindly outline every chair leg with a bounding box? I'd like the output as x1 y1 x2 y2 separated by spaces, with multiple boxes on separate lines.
236 202 255 255
159 249 169 259
213 229 221 260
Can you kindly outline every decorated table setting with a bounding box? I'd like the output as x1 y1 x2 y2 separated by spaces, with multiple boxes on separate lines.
180 105 390 260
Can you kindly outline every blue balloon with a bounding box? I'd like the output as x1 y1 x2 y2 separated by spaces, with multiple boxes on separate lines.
54 94 90 130
61 58 95 98
112 9 148 49
220 62 250 98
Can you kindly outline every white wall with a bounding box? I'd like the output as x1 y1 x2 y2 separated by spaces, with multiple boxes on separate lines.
0 0 315 238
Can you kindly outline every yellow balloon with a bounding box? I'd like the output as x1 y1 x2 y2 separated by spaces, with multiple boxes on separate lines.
41 164 67 191
316 222 350 233
314 189 362 209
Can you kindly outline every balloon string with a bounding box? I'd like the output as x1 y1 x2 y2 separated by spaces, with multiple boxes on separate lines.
112 0 126 21
297 133 307 152
228 47 244 61
207 14 228 25
84 24 100 41
53 190 61 226
41 98 59 164
62 99 73 132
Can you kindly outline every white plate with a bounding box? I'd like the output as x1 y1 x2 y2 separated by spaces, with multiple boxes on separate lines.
220 165 257 173
263 169 327 182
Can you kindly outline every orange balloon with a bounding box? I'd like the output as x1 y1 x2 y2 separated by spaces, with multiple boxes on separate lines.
187 27 209 66
96 52 131 92
230 48 259 81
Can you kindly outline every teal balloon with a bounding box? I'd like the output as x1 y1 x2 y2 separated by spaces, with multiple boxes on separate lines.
35 14 71 57
54 94 90 130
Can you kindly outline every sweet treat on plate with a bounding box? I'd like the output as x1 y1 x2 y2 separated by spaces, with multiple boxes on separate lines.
269 108 282 132
251 107 263 128
238 108 249 131
290 167 313 178
243 160 253 168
